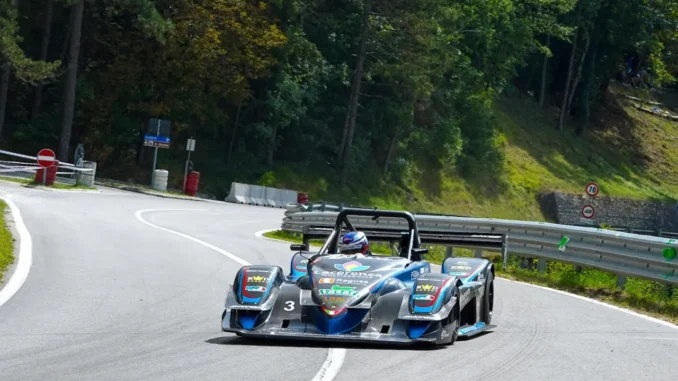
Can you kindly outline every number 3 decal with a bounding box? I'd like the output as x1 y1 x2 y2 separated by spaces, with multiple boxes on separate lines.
284 301 295 311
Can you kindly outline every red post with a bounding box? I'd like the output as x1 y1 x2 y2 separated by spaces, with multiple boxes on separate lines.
297 192 309 204
34 160 59 185
185 171 200 196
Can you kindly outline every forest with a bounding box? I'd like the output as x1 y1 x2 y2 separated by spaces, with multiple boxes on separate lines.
2 0 677 200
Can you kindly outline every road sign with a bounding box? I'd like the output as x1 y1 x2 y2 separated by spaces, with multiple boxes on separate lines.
37 148 56 168
143 135 170 149
585 182 599 197
147 118 171 136
581 204 595 219
186 138 196 152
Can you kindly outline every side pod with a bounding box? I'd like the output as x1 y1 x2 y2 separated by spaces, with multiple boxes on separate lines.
408 273 460 315
232 265 285 306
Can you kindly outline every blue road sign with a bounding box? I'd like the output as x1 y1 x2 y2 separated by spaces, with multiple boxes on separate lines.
144 135 170 143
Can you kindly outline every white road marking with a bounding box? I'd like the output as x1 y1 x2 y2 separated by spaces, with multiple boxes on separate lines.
0 195 33 308
311 348 347 381
135 209 249 266
635 337 678 340
499 278 678 330
137 210 346 381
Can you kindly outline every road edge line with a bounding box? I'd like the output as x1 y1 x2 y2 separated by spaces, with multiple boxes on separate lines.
0 195 33 308
138 212 347 381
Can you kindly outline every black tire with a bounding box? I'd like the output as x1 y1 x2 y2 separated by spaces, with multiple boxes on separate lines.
481 271 494 324
445 288 460 345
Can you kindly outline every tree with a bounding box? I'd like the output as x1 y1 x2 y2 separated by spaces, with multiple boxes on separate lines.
0 0 60 138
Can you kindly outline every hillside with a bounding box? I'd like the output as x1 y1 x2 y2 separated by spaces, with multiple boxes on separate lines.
262 85 678 221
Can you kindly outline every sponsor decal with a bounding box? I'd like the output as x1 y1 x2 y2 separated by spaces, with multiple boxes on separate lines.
449 265 472 271
413 294 434 300
416 284 438 292
448 272 468 276
316 271 381 278
319 278 335 284
336 279 369 285
247 275 268 283
334 261 370 272
319 285 358 296
294 259 309 272
246 269 271 274
441 329 450 339
322 295 347 309
245 286 266 292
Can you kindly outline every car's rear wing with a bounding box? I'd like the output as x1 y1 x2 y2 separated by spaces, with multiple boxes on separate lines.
302 225 508 267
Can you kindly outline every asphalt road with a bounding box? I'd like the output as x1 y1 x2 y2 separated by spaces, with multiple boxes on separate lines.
0 182 677 381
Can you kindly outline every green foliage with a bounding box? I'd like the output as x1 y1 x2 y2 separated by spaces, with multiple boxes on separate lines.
0 1 60 84
0 200 12 285
1 0 677 205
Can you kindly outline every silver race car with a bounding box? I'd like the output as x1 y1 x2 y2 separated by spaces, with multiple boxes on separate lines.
221 208 506 345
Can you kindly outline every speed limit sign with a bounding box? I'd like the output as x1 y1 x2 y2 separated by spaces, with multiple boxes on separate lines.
581 205 595 219
585 182 599 197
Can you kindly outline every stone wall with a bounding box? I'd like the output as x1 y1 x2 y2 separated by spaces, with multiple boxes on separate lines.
539 192 678 232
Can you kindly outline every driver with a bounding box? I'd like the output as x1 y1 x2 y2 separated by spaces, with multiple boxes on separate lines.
338 231 371 255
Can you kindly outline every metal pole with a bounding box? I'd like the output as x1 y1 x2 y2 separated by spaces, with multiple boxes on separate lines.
42 166 47 185
183 138 192 194
151 119 160 186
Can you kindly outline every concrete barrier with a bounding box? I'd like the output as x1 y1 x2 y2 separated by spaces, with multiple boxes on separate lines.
224 182 298 208
76 161 97 187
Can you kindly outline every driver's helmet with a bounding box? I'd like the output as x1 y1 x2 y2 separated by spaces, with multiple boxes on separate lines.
338 231 370 254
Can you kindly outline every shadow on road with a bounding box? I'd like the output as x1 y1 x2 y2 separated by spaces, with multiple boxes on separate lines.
205 330 493 351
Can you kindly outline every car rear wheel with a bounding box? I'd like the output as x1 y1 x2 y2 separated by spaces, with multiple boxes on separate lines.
481 271 494 324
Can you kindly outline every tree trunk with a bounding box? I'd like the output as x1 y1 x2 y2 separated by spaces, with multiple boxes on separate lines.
58 0 85 162
226 103 241 164
266 125 277 167
0 0 20 139
383 129 399 176
539 34 550 108
31 0 55 118
558 8 581 131
567 34 591 113
337 0 370 183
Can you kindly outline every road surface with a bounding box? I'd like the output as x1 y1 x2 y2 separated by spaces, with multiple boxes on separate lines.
0 182 676 381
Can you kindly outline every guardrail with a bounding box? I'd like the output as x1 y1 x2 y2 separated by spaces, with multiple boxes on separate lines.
0 149 96 186
280 203 678 286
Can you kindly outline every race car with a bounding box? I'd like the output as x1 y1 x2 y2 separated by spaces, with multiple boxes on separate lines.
221 208 507 345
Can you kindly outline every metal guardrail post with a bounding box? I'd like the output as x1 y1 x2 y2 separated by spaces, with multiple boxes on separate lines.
474 249 482 258
616 275 627 289
445 247 454 258
538 258 547 274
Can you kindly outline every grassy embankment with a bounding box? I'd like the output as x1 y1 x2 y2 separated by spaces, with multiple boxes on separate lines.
0 201 14 285
262 88 678 323
0 176 96 190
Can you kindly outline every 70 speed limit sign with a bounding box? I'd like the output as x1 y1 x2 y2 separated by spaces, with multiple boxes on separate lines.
585 182 599 197
581 205 595 219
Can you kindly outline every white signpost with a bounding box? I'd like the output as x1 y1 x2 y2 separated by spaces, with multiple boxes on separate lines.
182 137 196 193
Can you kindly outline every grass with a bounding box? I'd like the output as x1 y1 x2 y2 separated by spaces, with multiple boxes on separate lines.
257 87 678 322
0 176 96 190
262 86 678 222
264 230 678 324
0 200 14 285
